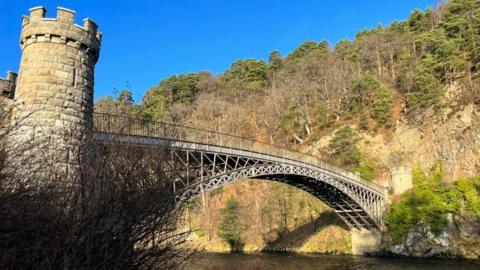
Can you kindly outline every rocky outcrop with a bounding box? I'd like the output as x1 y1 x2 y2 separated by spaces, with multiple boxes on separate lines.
309 102 480 195
307 80 480 196
369 103 480 192
388 214 480 259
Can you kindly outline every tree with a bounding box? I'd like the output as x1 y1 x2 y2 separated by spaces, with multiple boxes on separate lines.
279 105 306 144
315 104 334 128
455 177 480 219
359 111 369 130
406 54 444 111
142 91 169 121
223 59 268 92
95 96 117 114
159 74 201 104
416 28 465 82
406 9 431 34
395 47 416 92
329 126 360 167
286 40 329 62
350 75 393 126
0 127 191 269
268 51 283 72
441 0 480 64
218 196 244 252
268 51 283 92
117 90 134 106
141 73 203 120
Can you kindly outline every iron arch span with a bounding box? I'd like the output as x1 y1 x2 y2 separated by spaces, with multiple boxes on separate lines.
181 164 384 230
93 113 386 231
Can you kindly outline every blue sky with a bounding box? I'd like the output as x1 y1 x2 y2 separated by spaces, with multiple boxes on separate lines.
1 0 437 101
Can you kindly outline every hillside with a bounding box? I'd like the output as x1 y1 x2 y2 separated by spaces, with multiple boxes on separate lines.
95 0 480 257
185 180 351 253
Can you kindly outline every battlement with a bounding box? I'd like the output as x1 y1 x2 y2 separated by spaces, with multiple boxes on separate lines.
20 6 102 62
0 71 17 99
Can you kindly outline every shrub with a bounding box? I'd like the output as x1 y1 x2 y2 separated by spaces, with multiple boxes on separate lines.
385 163 479 244
352 164 375 181
0 130 191 269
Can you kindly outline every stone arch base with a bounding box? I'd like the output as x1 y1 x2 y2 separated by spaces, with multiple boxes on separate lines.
351 229 382 255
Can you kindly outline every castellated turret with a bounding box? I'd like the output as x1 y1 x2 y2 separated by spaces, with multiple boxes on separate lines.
0 71 17 99
9 7 102 181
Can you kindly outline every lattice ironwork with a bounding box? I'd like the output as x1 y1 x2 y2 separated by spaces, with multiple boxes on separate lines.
93 113 387 230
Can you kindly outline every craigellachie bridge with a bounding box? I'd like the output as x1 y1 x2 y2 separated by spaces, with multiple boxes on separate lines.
1 6 387 254
93 113 387 231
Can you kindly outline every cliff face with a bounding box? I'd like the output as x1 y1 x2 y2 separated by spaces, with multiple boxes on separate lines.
381 106 478 186
360 102 479 194
307 83 480 195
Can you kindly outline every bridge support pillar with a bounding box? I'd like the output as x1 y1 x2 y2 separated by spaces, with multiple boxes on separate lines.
351 229 382 255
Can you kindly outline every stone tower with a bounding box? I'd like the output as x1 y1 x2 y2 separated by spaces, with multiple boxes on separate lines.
10 7 101 178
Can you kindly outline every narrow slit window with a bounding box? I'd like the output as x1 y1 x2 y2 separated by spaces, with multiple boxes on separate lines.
72 67 76 87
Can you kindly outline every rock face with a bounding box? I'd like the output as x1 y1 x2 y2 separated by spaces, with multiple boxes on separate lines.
388 166 412 194
390 104 479 184
351 102 480 194
389 215 480 259
309 101 480 195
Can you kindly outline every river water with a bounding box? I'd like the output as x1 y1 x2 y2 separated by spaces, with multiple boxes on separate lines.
184 253 480 270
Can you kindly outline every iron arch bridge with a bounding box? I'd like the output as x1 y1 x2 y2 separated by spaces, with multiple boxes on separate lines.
92 113 387 231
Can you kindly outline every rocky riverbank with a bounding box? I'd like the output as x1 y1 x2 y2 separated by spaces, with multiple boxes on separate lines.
384 214 480 259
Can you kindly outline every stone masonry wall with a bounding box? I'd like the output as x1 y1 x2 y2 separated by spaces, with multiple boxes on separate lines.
9 6 101 178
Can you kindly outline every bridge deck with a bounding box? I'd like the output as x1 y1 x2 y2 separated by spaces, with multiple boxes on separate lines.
92 113 384 195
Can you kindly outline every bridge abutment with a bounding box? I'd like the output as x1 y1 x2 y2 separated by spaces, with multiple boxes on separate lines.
351 229 382 255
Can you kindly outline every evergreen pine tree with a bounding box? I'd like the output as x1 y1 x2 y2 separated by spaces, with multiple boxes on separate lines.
218 197 244 252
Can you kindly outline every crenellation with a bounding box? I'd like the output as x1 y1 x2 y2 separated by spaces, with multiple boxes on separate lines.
20 7 101 63
83 18 98 35
21 16 30 26
6 71 17 84
96 32 103 43
57 7 76 24
29 6 46 21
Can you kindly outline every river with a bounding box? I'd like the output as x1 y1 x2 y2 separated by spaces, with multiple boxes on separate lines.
184 253 480 270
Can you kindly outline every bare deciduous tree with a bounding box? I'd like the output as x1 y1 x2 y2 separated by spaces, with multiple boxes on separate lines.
0 106 192 269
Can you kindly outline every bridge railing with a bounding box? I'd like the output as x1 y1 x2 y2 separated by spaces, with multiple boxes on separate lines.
93 113 384 193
